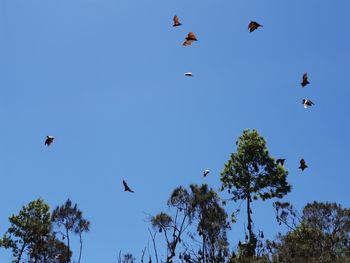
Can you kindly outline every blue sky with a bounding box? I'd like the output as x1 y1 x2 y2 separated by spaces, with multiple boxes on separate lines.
1 0 350 261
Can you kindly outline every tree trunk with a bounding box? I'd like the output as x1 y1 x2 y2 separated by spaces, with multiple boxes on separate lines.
16 242 26 263
247 193 252 242
66 228 70 263
202 234 206 263
246 192 256 257
78 231 83 263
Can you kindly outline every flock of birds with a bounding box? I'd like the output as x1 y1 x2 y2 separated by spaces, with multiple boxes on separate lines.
175 16 312 176
43 16 313 193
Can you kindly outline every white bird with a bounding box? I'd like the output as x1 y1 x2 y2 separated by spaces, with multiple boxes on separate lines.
184 72 193 77
203 169 210 177
302 99 314 109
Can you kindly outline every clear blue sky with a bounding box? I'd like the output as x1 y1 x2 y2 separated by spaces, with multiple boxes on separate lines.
1 0 350 262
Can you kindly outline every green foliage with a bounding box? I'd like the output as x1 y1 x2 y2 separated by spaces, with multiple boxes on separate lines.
0 198 69 263
221 129 291 201
51 199 90 235
273 202 350 263
189 184 230 263
221 129 291 257
152 184 231 263
151 212 173 232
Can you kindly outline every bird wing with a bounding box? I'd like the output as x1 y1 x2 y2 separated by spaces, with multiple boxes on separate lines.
188 32 197 40
123 180 128 188
248 22 254 30
248 21 261 31
183 39 193 46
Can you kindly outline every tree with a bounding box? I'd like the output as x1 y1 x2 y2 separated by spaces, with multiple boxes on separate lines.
273 201 350 263
29 233 71 263
187 184 230 263
51 199 90 263
0 198 69 263
220 129 291 257
151 185 231 263
151 187 192 262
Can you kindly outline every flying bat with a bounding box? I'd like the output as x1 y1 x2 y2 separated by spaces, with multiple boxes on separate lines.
302 99 314 108
45 136 55 146
173 15 182 27
203 169 210 177
248 21 263 32
183 32 197 46
301 73 310 87
123 180 134 193
299 159 308 171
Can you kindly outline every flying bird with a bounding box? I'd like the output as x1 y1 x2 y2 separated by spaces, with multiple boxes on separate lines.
301 73 310 87
248 21 262 32
203 169 210 177
299 159 308 171
276 159 286 166
183 32 197 46
184 72 193 77
302 99 314 108
45 136 55 146
173 15 182 27
123 180 134 193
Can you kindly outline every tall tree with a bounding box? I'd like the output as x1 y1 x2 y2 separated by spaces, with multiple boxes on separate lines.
151 185 231 263
220 129 291 256
0 198 69 263
151 187 192 262
51 199 90 263
188 184 230 263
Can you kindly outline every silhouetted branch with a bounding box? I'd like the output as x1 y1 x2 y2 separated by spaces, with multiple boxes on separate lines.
148 228 159 263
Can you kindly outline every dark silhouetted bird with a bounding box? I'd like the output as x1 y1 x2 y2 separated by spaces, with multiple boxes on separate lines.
123 180 134 193
45 136 55 146
299 159 308 171
276 159 286 166
203 169 210 177
173 15 182 27
184 72 193 77
248 21 262 32
302 99 314 108
301 73 310 87
183 32 197 46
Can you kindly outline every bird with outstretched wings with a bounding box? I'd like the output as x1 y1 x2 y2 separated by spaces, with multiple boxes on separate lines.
183 32 197 46
248 21 262 32
123 180 134 193
302 99 314 108
203 169 210 177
